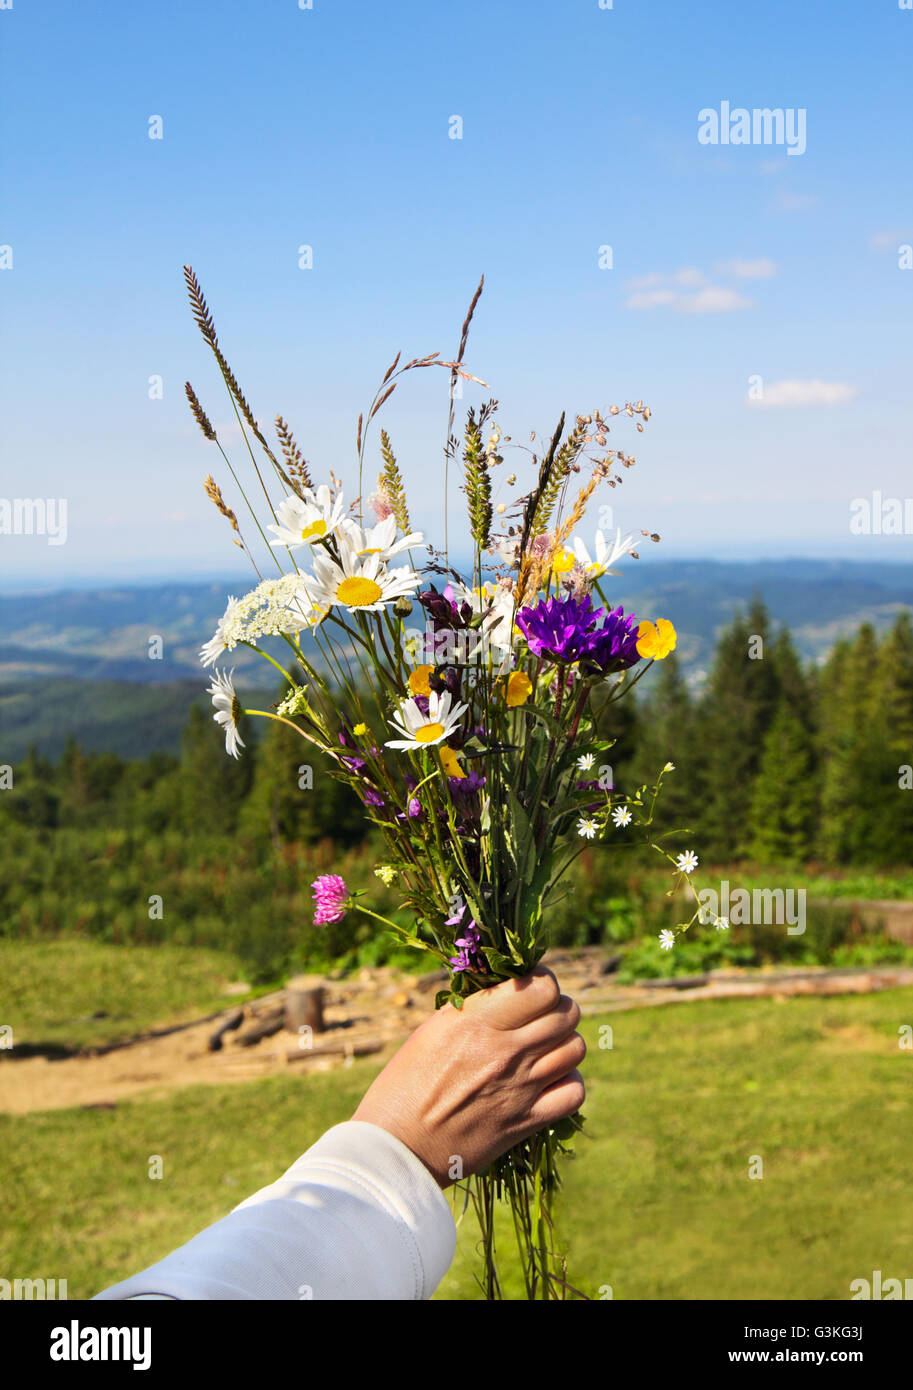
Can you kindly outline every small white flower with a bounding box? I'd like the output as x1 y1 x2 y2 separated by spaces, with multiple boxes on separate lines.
715 916 730 932
612 806 633 827
208 668 245 759
268 485 345 549
659 929 676 951
277 685 311 717
200 577 326 665
676 850 699 874
572 526 637 580
577 753 596 772
338 514 425 563
664 761 675 772
385 689 468 751
577 817 598 839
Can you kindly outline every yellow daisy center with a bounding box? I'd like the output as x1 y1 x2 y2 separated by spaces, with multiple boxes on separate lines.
230 696 243 724
337 576 383 607
415 722 445 743
300 519 328 542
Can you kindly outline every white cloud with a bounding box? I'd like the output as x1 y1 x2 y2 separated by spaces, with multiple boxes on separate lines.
869 230 912 252
673 266 706 287
716 257 778 279
748 379 859 408
627 285 752 313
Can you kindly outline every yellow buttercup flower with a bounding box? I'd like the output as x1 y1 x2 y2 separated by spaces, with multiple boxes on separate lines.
352 722 368 736
505 671 533 707
408 665 434 697
551 547 576 575
439 745 466 779
636 618 677 660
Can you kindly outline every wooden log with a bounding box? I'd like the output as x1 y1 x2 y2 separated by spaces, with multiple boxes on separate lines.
208 1009 245 1053
285 1039 385 1063
235 1006 285 1047
285 976 325 1036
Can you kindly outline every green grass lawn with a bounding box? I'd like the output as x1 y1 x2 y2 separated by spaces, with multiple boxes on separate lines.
3 987 912 1300
0 939 251 1052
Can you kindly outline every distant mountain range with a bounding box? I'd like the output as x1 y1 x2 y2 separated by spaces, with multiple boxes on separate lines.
1 559 911 760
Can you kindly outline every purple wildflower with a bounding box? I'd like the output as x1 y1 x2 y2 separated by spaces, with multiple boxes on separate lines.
516 593 603 662
447 905 482 973
419 584 471 631
579 606 641 675
311 874 350 925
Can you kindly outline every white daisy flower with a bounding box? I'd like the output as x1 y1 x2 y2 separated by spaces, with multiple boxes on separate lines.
338 514 425 563
659 929 676 951
385 689 469 751
268 485 345 549
715 916 730 932
612 806 633 827
200 594 241 666
489 533 521 567
454 579 517 655
676 850 699 874
571 526 637 580
208 669 245 759
304 535 421 614
577 817 598 839
577 753 596 772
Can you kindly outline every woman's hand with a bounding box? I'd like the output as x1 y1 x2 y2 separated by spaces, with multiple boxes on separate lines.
352 965 585 1187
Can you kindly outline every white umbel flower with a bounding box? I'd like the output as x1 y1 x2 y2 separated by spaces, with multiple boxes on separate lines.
304 536 421 614
268 485 345 550
572 526 636 579
385 689 468 751
338 514 425 563
200 577 326 666
208 669 245 759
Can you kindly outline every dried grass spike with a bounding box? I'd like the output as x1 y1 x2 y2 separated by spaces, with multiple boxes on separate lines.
185 382 216 440
379 429 411 533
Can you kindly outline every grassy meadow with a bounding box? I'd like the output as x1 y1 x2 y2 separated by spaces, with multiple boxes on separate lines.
3 979 911 1301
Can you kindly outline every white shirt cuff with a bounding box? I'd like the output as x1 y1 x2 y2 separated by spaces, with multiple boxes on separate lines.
93 1121 456 1301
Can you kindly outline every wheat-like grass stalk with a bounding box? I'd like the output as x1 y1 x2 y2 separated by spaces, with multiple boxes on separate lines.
379 430 411 534
275 415 313 494
184 382 216 441
462 407 493 551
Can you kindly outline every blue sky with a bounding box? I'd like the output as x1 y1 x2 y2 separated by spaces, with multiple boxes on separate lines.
1 0 912 588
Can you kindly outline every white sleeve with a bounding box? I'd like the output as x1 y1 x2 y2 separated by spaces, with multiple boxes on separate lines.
92 1121 457 1301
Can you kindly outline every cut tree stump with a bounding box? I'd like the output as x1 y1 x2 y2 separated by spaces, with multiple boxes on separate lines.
285 976 326 1036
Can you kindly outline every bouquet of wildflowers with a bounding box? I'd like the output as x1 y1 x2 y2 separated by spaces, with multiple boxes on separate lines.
185 268 698 1299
